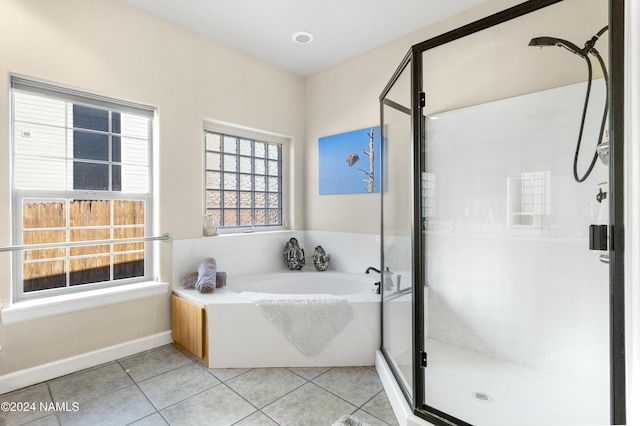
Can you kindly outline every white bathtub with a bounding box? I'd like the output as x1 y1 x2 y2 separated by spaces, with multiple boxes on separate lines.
173 270 381 368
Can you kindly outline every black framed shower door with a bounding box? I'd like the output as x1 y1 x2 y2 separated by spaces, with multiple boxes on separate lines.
379 0 625 424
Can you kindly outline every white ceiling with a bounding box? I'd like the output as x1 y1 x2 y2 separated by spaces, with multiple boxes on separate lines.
117 0 488 76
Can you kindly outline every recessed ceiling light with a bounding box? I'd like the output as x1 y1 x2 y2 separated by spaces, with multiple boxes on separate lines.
292 31 314 44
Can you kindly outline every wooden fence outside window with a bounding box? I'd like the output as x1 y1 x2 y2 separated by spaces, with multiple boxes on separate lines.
22 200 145 292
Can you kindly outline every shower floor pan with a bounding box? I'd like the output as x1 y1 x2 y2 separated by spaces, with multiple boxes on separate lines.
422 338 609 426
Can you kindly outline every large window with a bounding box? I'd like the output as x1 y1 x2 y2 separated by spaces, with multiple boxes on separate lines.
204 129 283 229
11 77 154 300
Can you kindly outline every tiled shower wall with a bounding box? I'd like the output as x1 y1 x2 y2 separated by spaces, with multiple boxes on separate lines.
425 80 610 389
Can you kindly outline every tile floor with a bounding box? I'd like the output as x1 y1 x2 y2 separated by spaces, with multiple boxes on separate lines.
0 345 399 426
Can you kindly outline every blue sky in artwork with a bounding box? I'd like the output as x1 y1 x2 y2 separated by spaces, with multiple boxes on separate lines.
319 126 381 194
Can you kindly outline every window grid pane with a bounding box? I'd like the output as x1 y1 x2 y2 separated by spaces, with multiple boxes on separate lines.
14 91 150 193
13 82 152 299
205 130 282 229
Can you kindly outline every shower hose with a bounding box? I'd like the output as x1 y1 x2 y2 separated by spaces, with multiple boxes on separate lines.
573 26 609 183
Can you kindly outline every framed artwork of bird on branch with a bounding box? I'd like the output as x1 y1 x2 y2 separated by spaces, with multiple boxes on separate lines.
318 126 381 195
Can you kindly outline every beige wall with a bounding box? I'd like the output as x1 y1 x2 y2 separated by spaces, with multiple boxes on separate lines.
422 0 608 115
0 0 304 374
304 0 607 233
303 0 518 233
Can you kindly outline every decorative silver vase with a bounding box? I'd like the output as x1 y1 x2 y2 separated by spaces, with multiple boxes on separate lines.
312 245 330 271
283 238 305 270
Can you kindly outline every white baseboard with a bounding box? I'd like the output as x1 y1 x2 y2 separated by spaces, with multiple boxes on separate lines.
0 331 172 395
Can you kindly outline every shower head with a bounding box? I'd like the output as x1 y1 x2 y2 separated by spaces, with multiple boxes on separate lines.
528 36 586 57
529 26 610 183
528 36 560 47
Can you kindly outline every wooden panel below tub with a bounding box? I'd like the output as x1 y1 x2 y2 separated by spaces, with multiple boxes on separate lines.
171 293 207 366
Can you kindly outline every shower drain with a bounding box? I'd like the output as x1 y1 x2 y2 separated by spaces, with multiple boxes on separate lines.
471 391 493 403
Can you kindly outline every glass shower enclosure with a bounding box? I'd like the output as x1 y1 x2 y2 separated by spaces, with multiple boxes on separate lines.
379 0 625 425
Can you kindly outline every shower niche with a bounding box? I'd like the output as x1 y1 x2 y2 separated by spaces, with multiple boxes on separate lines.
379 0 625 425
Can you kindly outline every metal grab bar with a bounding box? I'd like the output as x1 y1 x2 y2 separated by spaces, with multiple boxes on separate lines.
0 233 171 253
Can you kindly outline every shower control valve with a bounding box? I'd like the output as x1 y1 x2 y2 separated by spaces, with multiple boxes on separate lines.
596 188 607 203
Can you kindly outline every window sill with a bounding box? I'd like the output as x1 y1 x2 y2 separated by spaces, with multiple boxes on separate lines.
215 226 287 236
1 281 169 325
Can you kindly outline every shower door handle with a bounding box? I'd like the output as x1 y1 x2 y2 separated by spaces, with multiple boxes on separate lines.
589 224 608 251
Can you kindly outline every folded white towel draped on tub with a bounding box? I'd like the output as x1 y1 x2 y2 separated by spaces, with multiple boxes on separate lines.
240 292 354 356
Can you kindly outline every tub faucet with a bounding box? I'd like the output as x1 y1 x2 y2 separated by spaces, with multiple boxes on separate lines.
365 266 380 274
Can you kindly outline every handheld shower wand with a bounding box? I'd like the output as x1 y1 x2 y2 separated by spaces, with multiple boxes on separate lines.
529 26 609 183
528 36 585 57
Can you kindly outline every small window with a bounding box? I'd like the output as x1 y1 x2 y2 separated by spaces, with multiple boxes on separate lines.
520 171 551 216
11 77 154 300
507 170 551 228
204 129 283 229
